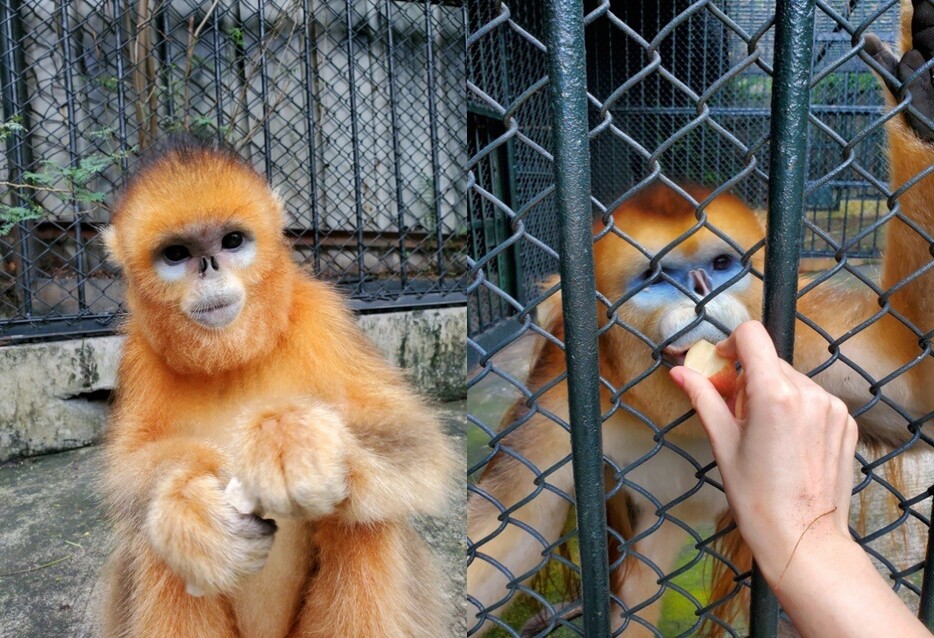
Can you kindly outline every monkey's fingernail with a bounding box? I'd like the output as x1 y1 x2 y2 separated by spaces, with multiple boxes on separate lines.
186 583 205 597
225 477 257 515
257 516 277 536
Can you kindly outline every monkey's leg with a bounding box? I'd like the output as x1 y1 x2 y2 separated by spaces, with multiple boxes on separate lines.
113 544 238 638
609 511 690 637
290 519 446 638
467 419 574 636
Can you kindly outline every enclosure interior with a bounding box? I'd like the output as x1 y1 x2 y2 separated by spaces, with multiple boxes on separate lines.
468 1 934 636
0 0 468 342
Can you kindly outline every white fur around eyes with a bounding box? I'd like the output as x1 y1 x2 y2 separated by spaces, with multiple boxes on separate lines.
154 260 188 282
229 240 257 268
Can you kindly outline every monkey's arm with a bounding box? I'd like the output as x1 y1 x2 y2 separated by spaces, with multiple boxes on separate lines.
232 372 456 524
231 289 457 525
338 375 458 523
104 345 274 596
794 1 934 443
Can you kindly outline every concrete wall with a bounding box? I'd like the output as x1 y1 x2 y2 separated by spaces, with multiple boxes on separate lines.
0 306 465 461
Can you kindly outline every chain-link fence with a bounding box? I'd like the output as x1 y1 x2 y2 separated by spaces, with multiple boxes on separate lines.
468 0 934 636
0 0 467 343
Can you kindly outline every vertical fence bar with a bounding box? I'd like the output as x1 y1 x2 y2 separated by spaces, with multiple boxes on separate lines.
211 5 225 136
756 0 817 636
0 0 34 317
344 0 366 288
58 0 87 312
383 0 408 287
301 0 321 273
423 1 445 289
919 491 934 629
110 0 130 177
544 0 611 635
156 4 174 124
256 0 272 180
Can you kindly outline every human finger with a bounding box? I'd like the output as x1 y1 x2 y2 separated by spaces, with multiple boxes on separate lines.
715 321 788 389
670 365 740 461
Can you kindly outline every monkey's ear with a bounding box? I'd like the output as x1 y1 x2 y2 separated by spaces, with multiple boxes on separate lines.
101 225 125 269
270 187 289 228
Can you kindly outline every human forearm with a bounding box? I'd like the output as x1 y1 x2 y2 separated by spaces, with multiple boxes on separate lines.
768 531 929 638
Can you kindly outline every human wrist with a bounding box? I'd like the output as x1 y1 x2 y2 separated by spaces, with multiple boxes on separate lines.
743 513 853 588
761 523 859 592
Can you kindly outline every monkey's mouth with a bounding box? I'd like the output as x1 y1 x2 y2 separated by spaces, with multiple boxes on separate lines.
661 346 688 367
187 295 244 329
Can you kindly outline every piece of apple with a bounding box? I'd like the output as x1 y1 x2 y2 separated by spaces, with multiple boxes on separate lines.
683 339 740 398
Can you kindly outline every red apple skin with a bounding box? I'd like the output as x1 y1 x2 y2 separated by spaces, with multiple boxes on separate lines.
683 340 739 398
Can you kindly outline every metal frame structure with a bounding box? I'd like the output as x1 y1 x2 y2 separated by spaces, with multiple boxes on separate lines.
0 0 468 343
467 0 934 635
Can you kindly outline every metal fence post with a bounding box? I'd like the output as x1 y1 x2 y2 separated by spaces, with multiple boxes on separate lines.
0 0 34 316
757 0 817 635
544 0 611 635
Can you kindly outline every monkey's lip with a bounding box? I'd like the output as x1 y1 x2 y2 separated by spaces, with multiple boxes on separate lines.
661 346 688 367
188 296 244 328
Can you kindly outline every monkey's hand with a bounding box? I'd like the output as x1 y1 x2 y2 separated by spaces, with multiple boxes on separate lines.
865 0 934 141
146 469 277 596
233 399 350 519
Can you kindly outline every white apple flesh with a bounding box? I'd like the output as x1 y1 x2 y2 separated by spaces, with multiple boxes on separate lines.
684 340 738 395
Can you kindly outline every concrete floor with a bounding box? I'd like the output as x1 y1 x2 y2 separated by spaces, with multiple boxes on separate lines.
0 402 467 638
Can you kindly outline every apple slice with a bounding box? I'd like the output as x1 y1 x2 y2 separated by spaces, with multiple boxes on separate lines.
684 339 739 398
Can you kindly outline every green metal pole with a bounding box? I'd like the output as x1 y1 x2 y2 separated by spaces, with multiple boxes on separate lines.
758 0 817 636
544 0 611 635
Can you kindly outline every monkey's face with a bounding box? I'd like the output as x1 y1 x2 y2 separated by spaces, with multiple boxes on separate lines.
105 139 295 372
153 224 256 329
595 187 764 369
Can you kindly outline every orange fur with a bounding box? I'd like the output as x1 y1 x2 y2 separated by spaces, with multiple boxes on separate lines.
100 136 457 637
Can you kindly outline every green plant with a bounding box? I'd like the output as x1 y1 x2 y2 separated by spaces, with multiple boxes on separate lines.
0 125 134 235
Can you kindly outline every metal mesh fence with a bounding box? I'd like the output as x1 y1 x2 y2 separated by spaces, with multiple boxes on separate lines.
0 0 467 342
468 0 934 636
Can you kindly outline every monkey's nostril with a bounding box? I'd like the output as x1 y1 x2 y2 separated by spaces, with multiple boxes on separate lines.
690 269 713 297
199 257 208 275
210 256 219 271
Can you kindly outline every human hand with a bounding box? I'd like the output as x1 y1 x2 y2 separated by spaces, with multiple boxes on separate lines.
669 320 858 586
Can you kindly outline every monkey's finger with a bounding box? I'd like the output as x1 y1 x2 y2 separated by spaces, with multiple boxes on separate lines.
864 33 900 97
670 366 740 460
186 583 205 597
225 477 259 516
913 0 934 59
898 49 934 140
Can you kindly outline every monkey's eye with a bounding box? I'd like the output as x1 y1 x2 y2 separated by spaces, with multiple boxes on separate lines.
712 254 733 271
162 245 191 264
640 268 663 285
222 232 244 250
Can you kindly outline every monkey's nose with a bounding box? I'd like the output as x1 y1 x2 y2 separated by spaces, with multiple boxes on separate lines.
199 256 220 275
689 269 713 297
